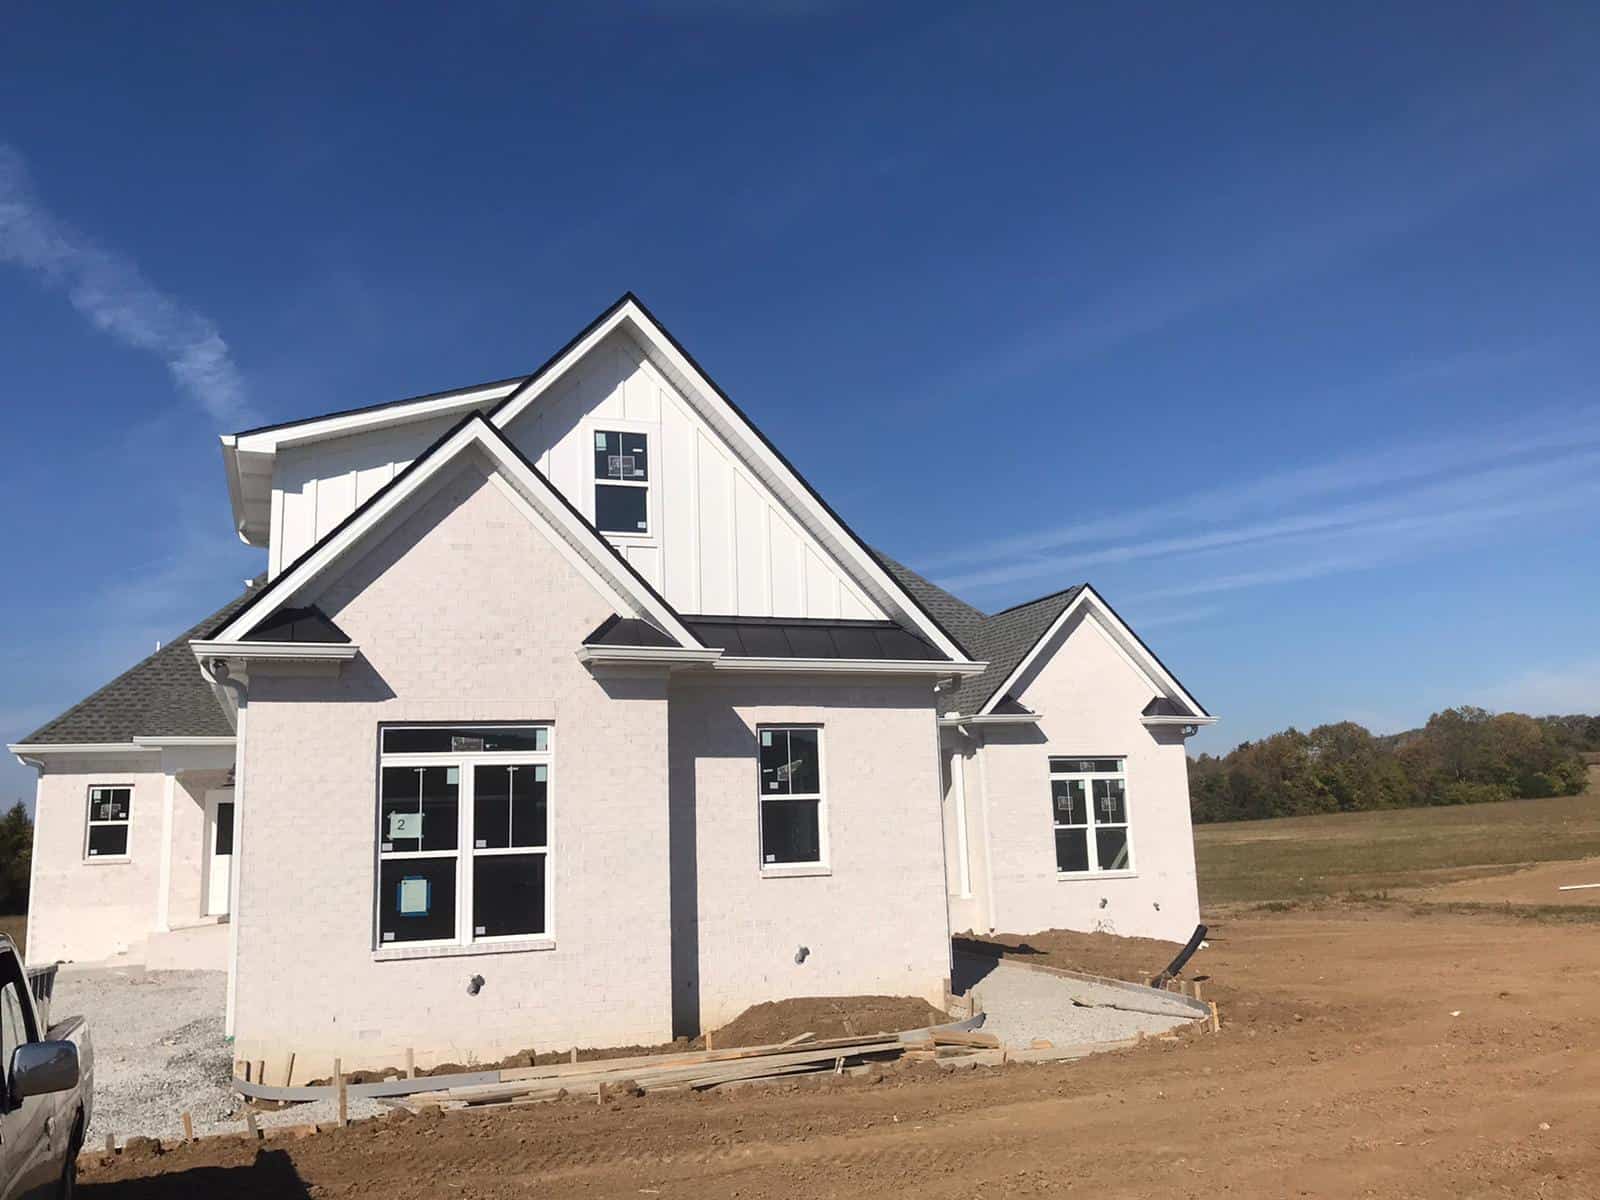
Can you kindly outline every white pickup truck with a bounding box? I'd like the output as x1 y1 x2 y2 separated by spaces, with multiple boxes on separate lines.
0 935 92 1200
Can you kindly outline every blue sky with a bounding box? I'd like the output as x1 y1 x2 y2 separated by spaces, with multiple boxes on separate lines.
4 3 1600 805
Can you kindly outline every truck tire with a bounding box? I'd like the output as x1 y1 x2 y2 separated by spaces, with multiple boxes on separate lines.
58 1115 83 1200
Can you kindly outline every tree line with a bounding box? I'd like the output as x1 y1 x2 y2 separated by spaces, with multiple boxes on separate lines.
0 803 30 913
1188 708 1599 824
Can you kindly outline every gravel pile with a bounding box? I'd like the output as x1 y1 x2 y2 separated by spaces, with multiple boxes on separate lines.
952 953 1195 1049
53 965 381 1147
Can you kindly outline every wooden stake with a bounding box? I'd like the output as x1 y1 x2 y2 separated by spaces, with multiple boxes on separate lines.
283 1052 296 1088
242 1060 252 1083
705 1030 714 1051
256 1059 266 1087
181 1112 194 1143
405 1047 415 1079
335 1058 348 1127
1207 1001 1220 1033
244 1108 259 1140
103 1133 115 1156
596 1081 607 1105
570 1046 578 1064
1193 981 1203 1002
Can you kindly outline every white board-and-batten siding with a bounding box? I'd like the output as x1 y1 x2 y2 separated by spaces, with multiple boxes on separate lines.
267 331 884 621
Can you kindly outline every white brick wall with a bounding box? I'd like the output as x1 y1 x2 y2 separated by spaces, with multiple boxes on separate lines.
668 678 952 1032
233 460 675 1076
970 608 1201 943
27 753 163 964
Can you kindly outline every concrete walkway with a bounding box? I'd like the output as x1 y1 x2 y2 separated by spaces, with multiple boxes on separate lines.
952 952 1197 1050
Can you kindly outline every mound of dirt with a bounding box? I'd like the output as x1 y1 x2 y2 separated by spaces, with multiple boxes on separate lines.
708 995 949 1047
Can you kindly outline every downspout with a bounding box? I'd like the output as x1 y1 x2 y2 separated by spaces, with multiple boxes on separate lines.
201 658 248 1037
959 722 1001 935
949 734 973 899
14 754 44 964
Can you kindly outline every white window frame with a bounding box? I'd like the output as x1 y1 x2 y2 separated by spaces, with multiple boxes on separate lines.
84 785 133 862
374 724 554 953
589 421 655 542
1048 757 1135 878
756 724 829 876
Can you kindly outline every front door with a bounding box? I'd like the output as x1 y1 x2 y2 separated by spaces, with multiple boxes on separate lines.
206 793 235 916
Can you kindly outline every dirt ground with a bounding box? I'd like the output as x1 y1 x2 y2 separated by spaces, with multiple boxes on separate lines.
79 899 1600 1199
1408 855 1600 907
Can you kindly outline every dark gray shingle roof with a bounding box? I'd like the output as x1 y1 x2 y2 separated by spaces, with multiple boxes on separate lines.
684 616 942 661
872 551 1082 716
19 581 261 745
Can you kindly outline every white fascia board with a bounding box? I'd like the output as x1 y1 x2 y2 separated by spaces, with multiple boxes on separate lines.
978 586 1208 719
711 656 988 677
9 742 155 756
1141 715 1219 728
231 380 524 455
209 417 702 651
491 301 971 664
575 646 724 666
937 711 1044 727
190 640 360 663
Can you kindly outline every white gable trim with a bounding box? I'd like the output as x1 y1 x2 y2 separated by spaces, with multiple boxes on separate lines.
491 298 973 664
212 415 702 649
978 586 1209 719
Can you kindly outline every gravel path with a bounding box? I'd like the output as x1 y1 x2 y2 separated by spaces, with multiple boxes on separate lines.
952 953 1196 1049
54 965 381 1147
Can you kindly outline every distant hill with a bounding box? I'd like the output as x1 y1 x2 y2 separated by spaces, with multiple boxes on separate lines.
1188 708 1599 824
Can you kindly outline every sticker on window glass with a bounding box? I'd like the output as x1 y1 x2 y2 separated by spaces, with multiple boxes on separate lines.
475 839 487 849
387 811 422 841
761 731 773 747
381 842 393 853
446 766 460 784
397 876 431 916
534 765 547 782
765 853 775 863
475 925 487 936
596 431 608 450
382 931 395 942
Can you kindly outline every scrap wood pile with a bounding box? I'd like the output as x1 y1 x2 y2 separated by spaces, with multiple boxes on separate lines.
386 1025 1002 1112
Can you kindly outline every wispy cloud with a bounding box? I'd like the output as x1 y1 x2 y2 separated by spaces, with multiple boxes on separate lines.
0 144 256 426
1478 659 1600 717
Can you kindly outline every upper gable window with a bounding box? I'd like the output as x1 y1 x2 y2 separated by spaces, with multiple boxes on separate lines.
594 431 649 536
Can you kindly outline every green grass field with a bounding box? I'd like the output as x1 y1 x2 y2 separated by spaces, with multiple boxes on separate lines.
1195 769 1600 906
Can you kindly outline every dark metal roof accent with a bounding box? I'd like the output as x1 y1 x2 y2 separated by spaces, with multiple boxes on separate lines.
1143 696 1190 717
682 616 943 661
19 580 263 745
583 615 680 649
241 606 351 644
229 375 528 438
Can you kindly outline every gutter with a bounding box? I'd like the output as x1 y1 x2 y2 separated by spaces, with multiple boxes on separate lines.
937 710 1043 727
199 657 249 1038
189 640 359 664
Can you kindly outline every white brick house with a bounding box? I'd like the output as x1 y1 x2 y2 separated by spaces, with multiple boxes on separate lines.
11 295 1213 1072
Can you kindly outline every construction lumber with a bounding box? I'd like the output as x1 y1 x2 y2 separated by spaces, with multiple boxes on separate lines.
930 1029 1001 1049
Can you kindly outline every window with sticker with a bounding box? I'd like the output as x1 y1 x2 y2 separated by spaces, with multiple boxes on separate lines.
757 726 825 868
593 430 649 534
1048 757 1132 875
376 725 551 947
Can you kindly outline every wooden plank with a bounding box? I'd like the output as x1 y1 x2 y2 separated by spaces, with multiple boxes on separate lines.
335 1058 348 1127
780 1031 816 1047
931 1030 1001 1049
181 1112 194 1143
283 1052 296 1088
244 1108 259 1140
405 1048 415 1080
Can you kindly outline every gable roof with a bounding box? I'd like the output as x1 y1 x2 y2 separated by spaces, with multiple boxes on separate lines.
211 411 701 651
872 550 1207 720
223 294 975 666
16 581 260 746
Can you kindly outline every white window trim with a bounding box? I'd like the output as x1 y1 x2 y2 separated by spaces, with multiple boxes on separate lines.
588 419 657 544
756 725 830 875
374 726 555 954
84 784 133 863
1048 757 1136 879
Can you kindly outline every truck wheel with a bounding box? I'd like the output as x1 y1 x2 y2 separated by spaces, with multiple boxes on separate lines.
58 1116 83 1200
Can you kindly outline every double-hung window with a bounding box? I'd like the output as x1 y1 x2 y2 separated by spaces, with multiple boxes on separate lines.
1049 757 1132 875
757 726 825 868
86 786 131 858
593 430 649 535
377 724 551 948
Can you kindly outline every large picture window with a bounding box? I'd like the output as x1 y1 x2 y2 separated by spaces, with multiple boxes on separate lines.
757 726 825 868
377 724 551 948
86 785 131 858
593 429 649 535
1049 757 1132 875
